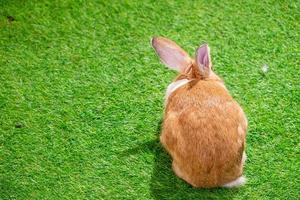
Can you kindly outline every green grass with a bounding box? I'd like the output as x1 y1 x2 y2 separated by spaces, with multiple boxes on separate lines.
1 0 299 199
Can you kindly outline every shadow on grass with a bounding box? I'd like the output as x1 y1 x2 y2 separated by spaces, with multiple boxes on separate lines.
122 120 240 199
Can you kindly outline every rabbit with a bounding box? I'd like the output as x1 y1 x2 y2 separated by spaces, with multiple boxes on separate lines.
151 37 248 188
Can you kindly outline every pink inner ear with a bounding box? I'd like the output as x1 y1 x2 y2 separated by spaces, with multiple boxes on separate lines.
157 46 185 70
152 37 191 72
196 44 210 68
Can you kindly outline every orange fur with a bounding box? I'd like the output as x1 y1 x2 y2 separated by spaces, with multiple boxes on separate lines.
152 37 247 188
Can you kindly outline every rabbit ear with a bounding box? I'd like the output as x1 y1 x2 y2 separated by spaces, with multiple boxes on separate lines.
195 44 212 78
151 37 192 72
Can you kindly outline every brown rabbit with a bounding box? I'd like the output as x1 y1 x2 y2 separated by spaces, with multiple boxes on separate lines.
151 37 248 188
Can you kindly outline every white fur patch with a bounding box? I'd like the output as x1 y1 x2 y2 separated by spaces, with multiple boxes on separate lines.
165 79 191 101
222 176 246 188
242 151 247 165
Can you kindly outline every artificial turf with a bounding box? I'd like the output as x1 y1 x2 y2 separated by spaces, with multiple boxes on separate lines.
0 0 299 199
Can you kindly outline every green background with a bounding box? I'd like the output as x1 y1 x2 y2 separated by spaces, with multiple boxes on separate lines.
1 0 299 199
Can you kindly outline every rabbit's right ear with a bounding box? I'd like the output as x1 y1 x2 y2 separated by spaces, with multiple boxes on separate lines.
195 44 212 78
151 37 192 72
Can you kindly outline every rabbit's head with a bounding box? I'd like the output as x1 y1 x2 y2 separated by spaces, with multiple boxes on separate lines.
151 37 222 82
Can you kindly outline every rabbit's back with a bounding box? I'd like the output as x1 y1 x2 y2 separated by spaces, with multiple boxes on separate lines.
161 80 247 187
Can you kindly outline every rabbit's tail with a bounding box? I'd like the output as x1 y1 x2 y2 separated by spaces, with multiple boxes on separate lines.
222 176 246 188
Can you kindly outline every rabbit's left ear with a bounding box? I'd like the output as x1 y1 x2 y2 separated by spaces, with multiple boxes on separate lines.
195 44 212 78
151 37 192 72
